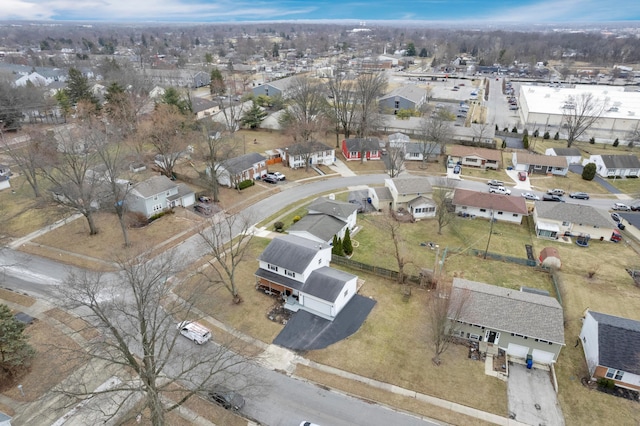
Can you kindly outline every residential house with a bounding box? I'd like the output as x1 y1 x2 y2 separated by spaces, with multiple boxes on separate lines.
582 154 640 178
279 140 335 169
0 164 10 191
388 132 411 145
127 175 195 218
544 147 582 165
388 134 441 162
580 310 640 391
533 201 617 241
191 97 219 120
385 176 436 220
14 72 48 87
254 234 358 320
341 138 382 161
512 151 569 176
451 123 496 147
143 69 210 88
448 145 501 170
378 85 428 114
450 278 565 364
288 196 358 244
367 186 393 211
251 75 296 98
452 189 528 224
215 152 267 188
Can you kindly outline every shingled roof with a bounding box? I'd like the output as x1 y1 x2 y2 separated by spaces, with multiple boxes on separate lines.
589 311 640 375
303 266 357 302
452 188 528 214
258 235 329 275
132 175 176 198
516 152 568 168
308 197 358 222
344 138 381 152
451 278 565 344
600 154 640 169
449 145 501 162
223 152 266 174
534 202 614 228
390 176 432 195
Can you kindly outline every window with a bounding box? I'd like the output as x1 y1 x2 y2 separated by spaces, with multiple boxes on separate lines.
461 206 467 210
562 221 570 226
497 211 503 215
349 151 359 157
394 100 400 109
267 264 278 272
513 214 518 217
466 157 478 163
285 270 295 278
534 164 543 170
153 204 163 212
344 289 349 297
479 208 486 213
605 369 624 380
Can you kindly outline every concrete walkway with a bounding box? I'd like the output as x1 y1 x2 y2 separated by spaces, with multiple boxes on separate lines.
328 158 356 177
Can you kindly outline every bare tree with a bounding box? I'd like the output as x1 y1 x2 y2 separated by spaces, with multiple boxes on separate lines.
386 145 405 178
279 75 329 142
199 123 240 203
325 70 358 146
145 104 193 178
416 111 451 169
355 71 387 137
432 178 457 235
198 212 255 304
370 212 409 284
562 92 606 148
55 250 256 426
428 282 470 365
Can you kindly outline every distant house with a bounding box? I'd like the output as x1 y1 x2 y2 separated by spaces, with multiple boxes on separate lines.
127 175 195 218
341 138 382 161
143 69 210 88
0 164 10 191
448 145 501 170
215 152 267 187
580 310 640 391
385 176 436 220
288 196 358 244
582 154 640 178
279 140 335 169
450 278 565 365
544 147 582 165
191 97 219 119
378 85 428 114
402 142 442 162
254 234 358 320
251 75 296 98
533 201 616 241
512 151 568 176
388 132 411 145
452 189 528 224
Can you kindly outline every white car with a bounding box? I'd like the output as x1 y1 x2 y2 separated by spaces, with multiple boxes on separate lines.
177 321 211 344
489 186 511 195
266 171 286 181
521 192 540 201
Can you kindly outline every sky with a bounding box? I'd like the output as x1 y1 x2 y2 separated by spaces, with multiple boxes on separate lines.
1 0 640 24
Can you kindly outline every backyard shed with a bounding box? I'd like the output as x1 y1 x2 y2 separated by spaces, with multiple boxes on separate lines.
539 247 561 269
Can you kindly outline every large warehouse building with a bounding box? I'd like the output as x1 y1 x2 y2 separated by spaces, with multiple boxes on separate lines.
518 84 640 143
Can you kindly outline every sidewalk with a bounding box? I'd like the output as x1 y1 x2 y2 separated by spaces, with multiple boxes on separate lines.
328 158 356 177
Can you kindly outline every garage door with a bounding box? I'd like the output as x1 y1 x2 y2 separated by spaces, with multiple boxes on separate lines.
531 349 555 364
507 343 529 359
302 295 333 317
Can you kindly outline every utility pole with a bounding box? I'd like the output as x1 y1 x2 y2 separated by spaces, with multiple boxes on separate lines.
484 208 495 259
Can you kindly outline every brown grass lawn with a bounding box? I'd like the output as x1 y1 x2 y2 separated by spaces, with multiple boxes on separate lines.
0 288 36 307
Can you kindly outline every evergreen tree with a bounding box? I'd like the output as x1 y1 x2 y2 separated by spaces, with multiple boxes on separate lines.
613 138 619 147
159 87 191 114
511 126 518 133
418 48 428 57
209 68 225 96
240 100 268 129
342 228 353 256
0 304 35 380
523 134 529 149
543 131 550 139
554 132 560 140
582 162 597 180
405 42 417 57
332 235 344 256
65 67 99 107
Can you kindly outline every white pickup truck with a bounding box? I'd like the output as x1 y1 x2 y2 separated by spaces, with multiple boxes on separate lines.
489 186 511 195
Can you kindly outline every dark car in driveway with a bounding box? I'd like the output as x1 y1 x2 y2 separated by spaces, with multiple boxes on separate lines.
542 194 564 202
262 175 278 184
208 386 245 411
569 192 590 200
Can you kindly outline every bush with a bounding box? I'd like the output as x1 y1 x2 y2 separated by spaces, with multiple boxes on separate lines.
597 377 616 390
503 127 509 132
237 179 254 190
501 140 507 149
629 141 635 148
274 221 284 232
292 215 301 223
613 138 619 147
149 209 172 222
589 137 595 144
554 132 560 140
342 228 353 256
533 129 539 138
543 131 550 139
523 128 529 136
511 126 518 133
495 124 499 131
523 134 529 149
582 162 597 181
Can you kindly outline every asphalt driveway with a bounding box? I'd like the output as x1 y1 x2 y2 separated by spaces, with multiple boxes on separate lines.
568 164 621 194
507 363 565 426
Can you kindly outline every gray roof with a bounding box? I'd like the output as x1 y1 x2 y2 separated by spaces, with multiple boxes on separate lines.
344 138 381 152
308 197 357 221
388 132 411 143
132 175 176 198
373 186 393 201
283 140 333 156
551 147 581 157
258 235 329 274
266 76 296 91
451 278 565 344
223 152 266 174
391 176 432 195
405 142 440 155
600 154 640 169
288 215 345 243
303 266 356 302
379 85 427 104
589 311 640 375
534 202 614 228
191 97 218 113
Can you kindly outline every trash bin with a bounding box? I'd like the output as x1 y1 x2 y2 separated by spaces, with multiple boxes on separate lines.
526 354 533 369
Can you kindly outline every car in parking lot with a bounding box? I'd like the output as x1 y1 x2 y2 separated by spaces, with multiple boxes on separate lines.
521 192 540 201
207 386 245 411
569 192 590 200
487 179 505 187
489 186 511 195
542 194 564 202
612 202 631 211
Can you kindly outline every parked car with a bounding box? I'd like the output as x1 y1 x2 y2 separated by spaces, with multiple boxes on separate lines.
262 176 278 184
266 171 286 181
518 171 527 181
487 179 505 187
489 186 511 195
569 192 590 200
521 192 540 201
611 212 621 222
198 195 211 203
612 202 631 211
300 422 321 426
547 188 565 196
194 204 213 215
618 222 626 230
453 164 461 174
177 321 211 344
542 194 564 202
207 386 245 411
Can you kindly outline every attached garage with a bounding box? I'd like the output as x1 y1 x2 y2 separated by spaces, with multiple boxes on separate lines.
300 294 333 317
507 343 529 360
531 349 556 365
